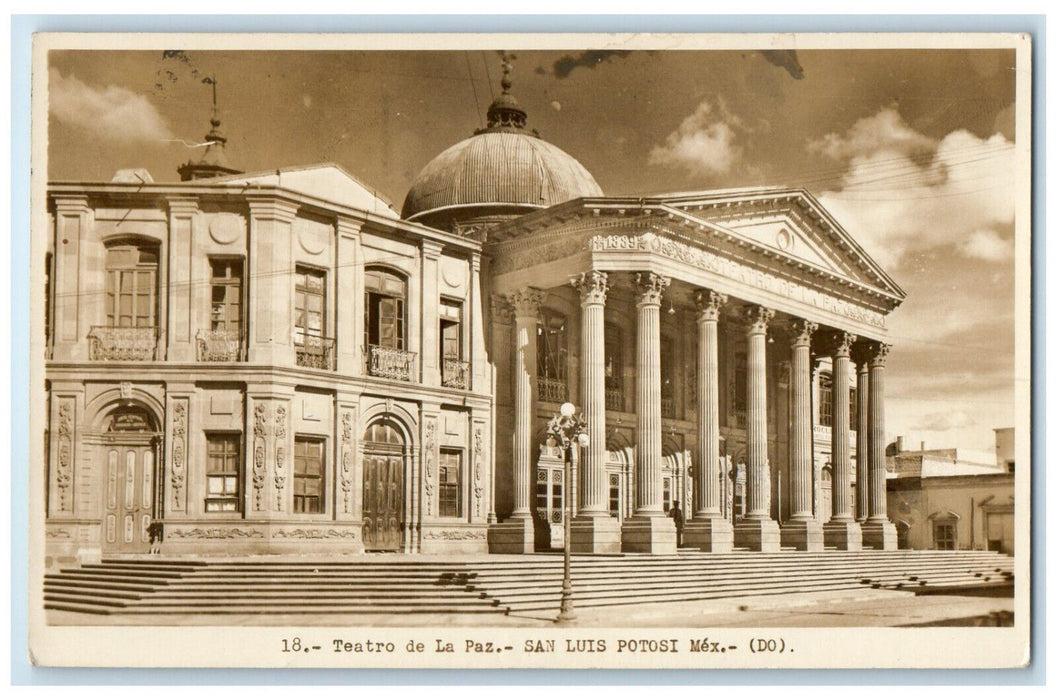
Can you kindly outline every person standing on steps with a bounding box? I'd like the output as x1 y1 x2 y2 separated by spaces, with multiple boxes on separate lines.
670 501 684 548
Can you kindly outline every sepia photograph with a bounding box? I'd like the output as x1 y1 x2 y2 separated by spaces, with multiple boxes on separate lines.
27 31 1032 669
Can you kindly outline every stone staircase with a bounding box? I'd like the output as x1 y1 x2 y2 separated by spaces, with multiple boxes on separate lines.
44 550 1013 617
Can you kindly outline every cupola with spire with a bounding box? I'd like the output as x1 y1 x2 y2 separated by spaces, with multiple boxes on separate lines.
401 52 603 235
177 76 243 182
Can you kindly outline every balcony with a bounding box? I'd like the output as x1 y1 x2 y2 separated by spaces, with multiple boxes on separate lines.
605 386 623 412
366 344 416 382
196 329 244 362
537 377 567 404
295 335 335 370
441 358 471 390
88 326 162 361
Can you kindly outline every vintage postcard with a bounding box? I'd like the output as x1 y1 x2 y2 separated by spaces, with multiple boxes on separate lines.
27 31 1032 669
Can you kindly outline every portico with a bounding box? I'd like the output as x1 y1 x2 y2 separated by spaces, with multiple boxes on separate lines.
486 191 905 554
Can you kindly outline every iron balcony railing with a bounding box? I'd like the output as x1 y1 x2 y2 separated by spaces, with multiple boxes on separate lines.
88 326 163 361
605 387 623 412
537 377 567 403
196 329 244 362
295 335 336 370
441 358 471 390
366 344 416 381
661 395 676 419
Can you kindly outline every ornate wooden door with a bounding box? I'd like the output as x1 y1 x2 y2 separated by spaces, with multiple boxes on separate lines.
362 452 404 551
103 440 155 553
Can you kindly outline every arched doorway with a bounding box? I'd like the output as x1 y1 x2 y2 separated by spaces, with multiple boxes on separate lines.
362 419 407 551
97 404 161 553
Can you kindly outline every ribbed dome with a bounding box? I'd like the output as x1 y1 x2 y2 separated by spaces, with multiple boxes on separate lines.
401 131 603 224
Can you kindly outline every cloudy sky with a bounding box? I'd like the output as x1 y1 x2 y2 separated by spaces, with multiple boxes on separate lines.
46 45 1020 454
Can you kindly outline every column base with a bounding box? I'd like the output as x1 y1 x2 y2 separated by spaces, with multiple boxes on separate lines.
683 516 734 553
861 519 899 550
733 518 782 552
487 516 536 554
621 515 678 554
570 514 622 554
780 519 825 552
823 519 863 551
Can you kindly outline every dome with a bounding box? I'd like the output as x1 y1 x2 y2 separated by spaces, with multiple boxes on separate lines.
401 61 602 229
401 131 603 225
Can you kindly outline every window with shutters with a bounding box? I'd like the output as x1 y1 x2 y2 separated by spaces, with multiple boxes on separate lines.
105 243 158 328
205 433 241 513
438 449 463 518
294 436 325 514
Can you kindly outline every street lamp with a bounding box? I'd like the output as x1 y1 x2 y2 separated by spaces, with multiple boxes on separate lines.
546 401 588 624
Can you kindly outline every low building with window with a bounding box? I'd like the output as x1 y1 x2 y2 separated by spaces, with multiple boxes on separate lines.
43 68 908 563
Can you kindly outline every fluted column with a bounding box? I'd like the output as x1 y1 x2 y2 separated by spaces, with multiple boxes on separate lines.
788 320 818 520
862 342 898 549
634 272 668 515
683 289 733 552
487 288 542 554
733 305 781 551
823 330 863 550
853 347 871 522
621 273 677 553
570 271 621 553
509 288 544 518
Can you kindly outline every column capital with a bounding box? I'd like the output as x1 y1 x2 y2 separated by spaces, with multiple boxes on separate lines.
824 330 858 358
851 340 874 368
421 239 445 260
507 287 545 319
571 270 609 305
247 197 299 223
52 195 90 215
693 289 727 322
470 251 482 272
743 304 775 335
490 293 516 324
335 216 363 238
788 318 819 349
634 272 670 306
166 196 199 216
866 341 891 368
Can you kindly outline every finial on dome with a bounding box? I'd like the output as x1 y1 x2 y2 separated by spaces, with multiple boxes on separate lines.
177 74 242 181
478 51 529 134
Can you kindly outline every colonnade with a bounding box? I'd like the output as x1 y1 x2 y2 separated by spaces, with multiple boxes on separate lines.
498 270 897 554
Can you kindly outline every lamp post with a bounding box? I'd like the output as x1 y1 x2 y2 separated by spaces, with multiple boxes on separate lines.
547 401 588 624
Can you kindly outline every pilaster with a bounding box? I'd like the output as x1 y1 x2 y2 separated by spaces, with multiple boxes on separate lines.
335 218 364 375
52 197 91 362
166 197 199 362
420 240 444 386
247 198 298 366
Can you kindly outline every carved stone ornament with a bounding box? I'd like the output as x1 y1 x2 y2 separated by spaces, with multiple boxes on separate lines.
274 528 359 540
508 287 545 319
340 410 354 514
489 294 516 325
789 318 819 348
168 527 264 539
170 400 187 510
424 418 436 516
55 400 73 511
744 305 775 335
868 341 891 367
571 270 608 305
274 404 287 509
119 381 133 400
473 425 484 518
635 271 671 306
828 330 858 358
694 289 727 322
252 402 267 511
423 529 487 540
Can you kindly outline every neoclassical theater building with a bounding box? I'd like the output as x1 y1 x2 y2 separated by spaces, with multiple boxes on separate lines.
43 70 905 564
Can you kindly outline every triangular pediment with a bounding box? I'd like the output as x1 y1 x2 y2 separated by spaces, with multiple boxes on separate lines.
212 163 399 218
660 189 904 299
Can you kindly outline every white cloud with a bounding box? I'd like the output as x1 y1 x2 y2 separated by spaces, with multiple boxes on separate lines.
648 100 744 177
913 410 975 432
812 108 1015 268
50 68 173 143
959 229 1013 262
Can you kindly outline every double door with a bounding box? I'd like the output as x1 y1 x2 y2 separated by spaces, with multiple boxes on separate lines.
362 452 404 551
103 440 157 553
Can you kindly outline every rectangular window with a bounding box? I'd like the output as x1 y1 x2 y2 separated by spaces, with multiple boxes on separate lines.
105 246 158 328
45 253 53 349
819 373 834 427
294 267 326 343
210 259 243 333
439 300 462 361
733 350 747 416
438 449 462 518
608 474 621 517
663 477 672 514
294 436 325 514
935 522 957 550
205 433 241 512
365 269 407 350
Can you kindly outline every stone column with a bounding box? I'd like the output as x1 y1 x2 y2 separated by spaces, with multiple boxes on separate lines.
862 342 898 549
622 273 677 553
823 331 863 550
570 271 621 553
734 304 781 551
780 318 824 551
487 287 543 553
683 289 733 552
853 347 871 522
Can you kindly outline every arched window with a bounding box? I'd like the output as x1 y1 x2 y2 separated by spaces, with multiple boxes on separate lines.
818 372 834 427
537 308 567 403
104 242 158 328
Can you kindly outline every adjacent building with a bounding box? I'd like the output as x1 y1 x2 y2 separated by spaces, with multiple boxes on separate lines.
43 67 907 564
